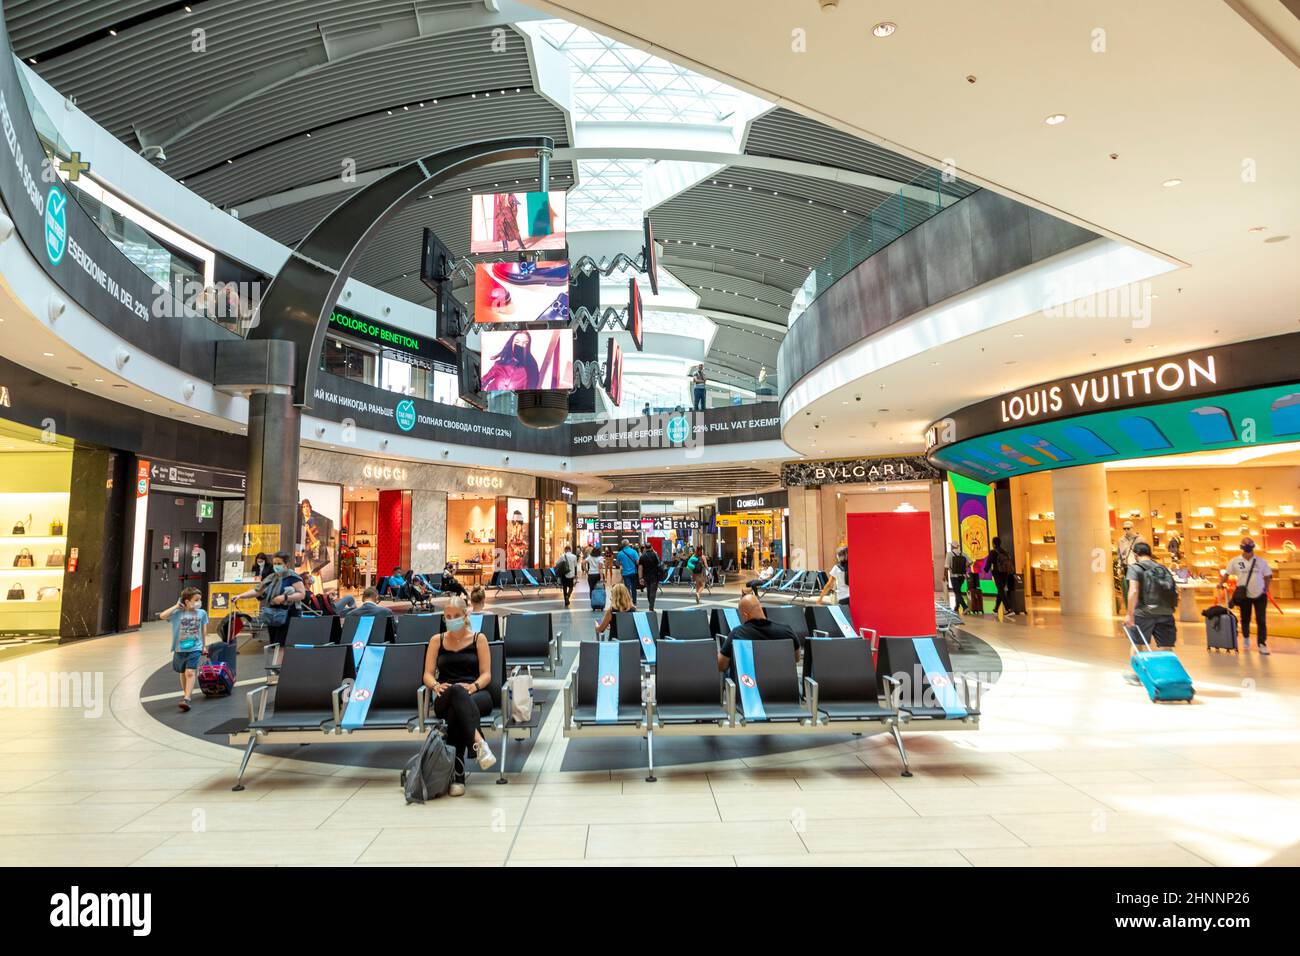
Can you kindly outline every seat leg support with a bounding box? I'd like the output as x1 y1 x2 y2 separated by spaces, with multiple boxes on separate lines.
890 723 912 778
232 735 258 791
646 729 657 783
496 730 508 785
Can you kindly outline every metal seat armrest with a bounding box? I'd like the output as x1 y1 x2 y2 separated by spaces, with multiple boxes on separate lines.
812 629 829 637
554 629 563 667
264 643 282 672
858 627 879 652
881 674 903 714
562 676 574 728
502 680 513 726
246 684 268 724
417 684 429 732
956 672 980 712
724 678 738 727
330 684 349 726
803 676 820 723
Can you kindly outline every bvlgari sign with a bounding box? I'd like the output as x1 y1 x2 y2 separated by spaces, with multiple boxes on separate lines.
781 456 941 487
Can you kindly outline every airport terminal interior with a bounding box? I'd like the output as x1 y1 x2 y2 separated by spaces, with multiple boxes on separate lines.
0 0 1298 875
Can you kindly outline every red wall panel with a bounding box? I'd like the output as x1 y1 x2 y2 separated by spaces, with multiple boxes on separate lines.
848 511 936 638
377 490 404 575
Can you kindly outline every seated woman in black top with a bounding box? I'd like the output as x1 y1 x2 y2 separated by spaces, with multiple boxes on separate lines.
422 597 497 796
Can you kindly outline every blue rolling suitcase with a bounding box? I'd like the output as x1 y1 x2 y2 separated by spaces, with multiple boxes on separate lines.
590 583 606 611
1124 624 1194 702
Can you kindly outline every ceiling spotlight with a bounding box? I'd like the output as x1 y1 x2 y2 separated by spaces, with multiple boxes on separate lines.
1248 226 1266 233
1162 178 1182 187
1044 113 1067 126
872 21 897 37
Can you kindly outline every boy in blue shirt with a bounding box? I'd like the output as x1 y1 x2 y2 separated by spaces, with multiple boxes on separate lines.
159 587 208 711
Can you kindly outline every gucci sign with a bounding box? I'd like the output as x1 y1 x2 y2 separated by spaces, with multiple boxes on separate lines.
362 462 409 482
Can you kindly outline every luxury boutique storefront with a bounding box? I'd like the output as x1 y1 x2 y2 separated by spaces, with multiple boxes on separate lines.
927 334 1300 628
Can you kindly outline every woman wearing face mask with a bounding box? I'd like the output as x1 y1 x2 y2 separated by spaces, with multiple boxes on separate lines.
819 545 851 607
480 330 540 391
159 587 208 711
422 597 497 796
250 552 271 581
236 552 306 649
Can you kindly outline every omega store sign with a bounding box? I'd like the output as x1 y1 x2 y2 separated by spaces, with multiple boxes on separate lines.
717 490 789 513
926 332 1300 452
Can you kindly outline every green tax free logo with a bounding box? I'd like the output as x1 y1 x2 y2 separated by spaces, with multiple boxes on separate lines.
395 399 417 432
44 186 67 265
666 415 691 444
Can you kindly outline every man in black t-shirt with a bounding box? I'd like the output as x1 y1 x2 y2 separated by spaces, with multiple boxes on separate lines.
717 594 800 672
638 544 662 612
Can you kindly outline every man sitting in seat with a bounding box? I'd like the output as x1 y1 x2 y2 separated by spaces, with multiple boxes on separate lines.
717 594 800 672
346 586 407 617
745 562 777 596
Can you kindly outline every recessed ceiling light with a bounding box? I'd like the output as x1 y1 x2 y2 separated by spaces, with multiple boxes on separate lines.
1012 333 1024 338
1044 113 1067 126
1162 178 1182 187
42 352 54 357
1248 226 1266 233
1264 235 1290 244
872 21 897 38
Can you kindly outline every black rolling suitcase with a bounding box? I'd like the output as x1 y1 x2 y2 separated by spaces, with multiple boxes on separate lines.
966 573 984 615
1204 607 1238 652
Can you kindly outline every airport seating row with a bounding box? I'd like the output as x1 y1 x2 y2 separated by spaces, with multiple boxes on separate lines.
232 637 540 791
564 632 980 781
752 568 829 600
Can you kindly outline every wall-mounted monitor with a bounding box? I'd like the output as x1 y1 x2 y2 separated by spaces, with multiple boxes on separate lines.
627 277 644 352
479 328 574 392
436 288 467 345
604 338 624 407
642 216 659 295
473 260 569 324
457 347 485 410
470 191 567 254
420 227 455 292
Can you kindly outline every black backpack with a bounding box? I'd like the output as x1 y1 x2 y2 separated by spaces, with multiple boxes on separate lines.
950 553 968 576
994 549 1014 574
1136 559 1179 615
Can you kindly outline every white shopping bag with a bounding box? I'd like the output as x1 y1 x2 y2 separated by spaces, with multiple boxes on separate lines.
508 667 534 722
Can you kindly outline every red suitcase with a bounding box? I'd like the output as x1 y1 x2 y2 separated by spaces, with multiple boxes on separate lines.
197 661 234 697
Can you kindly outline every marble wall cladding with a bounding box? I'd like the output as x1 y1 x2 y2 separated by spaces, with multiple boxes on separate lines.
297 448 535 498
410 490 447 570
221 499 245 558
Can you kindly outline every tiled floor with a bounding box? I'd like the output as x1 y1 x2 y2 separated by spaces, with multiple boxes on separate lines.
2 589 1298 866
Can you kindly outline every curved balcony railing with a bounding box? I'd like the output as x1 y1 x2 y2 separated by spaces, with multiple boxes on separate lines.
788 167 980 325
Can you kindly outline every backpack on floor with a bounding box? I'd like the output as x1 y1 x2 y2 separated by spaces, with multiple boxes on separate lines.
401 728 457 804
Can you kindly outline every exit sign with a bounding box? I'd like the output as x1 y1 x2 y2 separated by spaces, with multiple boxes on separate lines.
197 500 214 519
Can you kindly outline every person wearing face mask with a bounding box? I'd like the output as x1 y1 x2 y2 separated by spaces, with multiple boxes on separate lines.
422 597 497 796
235 552 306 649
159 587 208 712
945 541 969 612
480 330 540 391
1225 538 1272 655
249 552 271 581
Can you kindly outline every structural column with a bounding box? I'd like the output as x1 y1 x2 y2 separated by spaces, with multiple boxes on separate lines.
1050 464 1113 618
243 388 301 560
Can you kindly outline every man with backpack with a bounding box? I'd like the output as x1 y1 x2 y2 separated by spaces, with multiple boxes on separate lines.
1124 541 1179 649
616 539 641 607
987 537 1016 619
945 541 969 612
638 543 662 612
556 542 579 608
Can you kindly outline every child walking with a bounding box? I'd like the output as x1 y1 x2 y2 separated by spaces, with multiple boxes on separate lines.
159 587 208 711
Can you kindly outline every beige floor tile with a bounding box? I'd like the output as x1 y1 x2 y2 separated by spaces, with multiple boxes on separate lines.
898 784 1106 817
508 855 735 867
24 768 223 792
736 849 971 867
131 828 383 866
0 769 61 792
358 826 514 864
506 824 591 861
585 820 806 859
119 799 347 833
0 802 159 835
959 843 1213 867
325 794 532 828
524 792 721 826
717 788 917 823
799 815 1025 853
0 832 173 866
706 769 802 792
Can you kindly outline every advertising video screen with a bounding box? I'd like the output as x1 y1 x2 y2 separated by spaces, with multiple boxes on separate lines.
470 191 567 253
604 338 624 407
473 260 569 324
479 329 574 392
296 481 341 591
643 216 659 295
628 277 644 352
